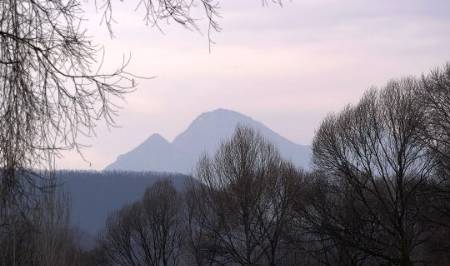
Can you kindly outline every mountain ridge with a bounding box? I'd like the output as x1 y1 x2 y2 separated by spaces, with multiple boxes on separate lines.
105 108 311 173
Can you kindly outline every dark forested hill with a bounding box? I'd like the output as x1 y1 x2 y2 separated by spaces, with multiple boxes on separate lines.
56 170 192 238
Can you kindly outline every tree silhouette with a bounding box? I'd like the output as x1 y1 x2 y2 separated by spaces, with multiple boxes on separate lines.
310 79 435 265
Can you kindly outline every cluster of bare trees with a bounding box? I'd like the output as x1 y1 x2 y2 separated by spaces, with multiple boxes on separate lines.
290 65 450 265
99 127 303 266
1 61 447 265
295 65 450 265
0 176 88 266
99 64 450 266
304 79 436 265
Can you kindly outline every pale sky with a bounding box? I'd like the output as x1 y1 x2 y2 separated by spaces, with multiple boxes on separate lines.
57 0 450 169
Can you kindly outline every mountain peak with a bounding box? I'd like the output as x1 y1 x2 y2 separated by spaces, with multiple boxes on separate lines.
198 108 251 120
187 109 255 133
208 108 243 115
146 133 168 143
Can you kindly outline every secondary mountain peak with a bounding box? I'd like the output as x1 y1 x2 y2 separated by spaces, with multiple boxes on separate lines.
145 133 169 144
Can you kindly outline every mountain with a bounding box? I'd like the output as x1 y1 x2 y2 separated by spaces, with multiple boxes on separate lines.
105 109 312 174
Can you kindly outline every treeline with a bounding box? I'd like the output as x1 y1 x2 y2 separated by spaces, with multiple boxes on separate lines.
94 64 450 266
0 63 449 266
0 170 191 265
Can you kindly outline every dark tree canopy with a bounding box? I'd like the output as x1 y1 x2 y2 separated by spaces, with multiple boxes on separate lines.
189 126 300 265
309 78 435 265
420 64 450 182
101 179 184 266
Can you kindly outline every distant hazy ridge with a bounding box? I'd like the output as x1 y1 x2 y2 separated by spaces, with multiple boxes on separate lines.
105 109 312 174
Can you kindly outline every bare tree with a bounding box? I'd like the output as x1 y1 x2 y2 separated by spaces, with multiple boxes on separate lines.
184 183 220 266
417 63 450 258
309 79 435 266
419 63 450 179
292 172 378 266
101 202 141 266
0 0 136 197
31 178 84 266
0 0 281 187
101 179 184 266
140 179 184 266
0 176 84 266
191 126 299 265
